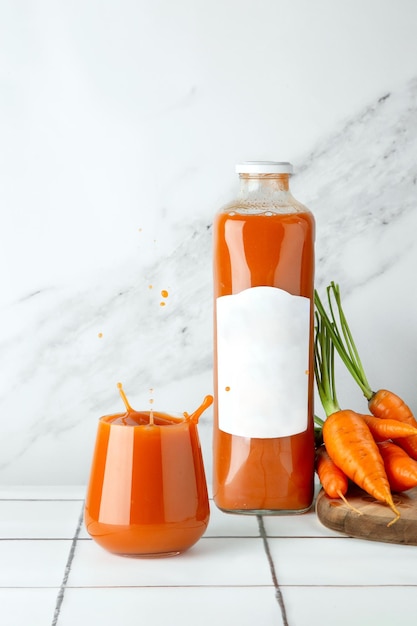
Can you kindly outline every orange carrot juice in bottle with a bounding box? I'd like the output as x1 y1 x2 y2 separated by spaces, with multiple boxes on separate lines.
213 161 315 514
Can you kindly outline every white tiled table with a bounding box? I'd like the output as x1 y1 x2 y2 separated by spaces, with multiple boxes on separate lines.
1 486 417 626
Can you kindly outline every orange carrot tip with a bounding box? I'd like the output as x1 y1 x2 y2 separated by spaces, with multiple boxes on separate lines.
338 492 363 516
387 505 401 527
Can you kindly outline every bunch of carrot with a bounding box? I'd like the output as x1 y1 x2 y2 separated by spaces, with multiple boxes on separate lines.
314 282 417 526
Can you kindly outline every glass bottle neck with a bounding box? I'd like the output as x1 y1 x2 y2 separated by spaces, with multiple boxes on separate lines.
237 173 291 202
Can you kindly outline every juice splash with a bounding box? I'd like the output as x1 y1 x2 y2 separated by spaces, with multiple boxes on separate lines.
183 394 213 424
114 382 212 427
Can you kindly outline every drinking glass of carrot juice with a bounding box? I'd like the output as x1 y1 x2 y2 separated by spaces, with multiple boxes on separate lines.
84 385 212 557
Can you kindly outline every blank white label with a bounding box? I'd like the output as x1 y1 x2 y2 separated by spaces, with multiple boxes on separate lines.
216 286 310 438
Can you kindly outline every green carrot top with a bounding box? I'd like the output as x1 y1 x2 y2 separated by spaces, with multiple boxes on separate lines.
314 282 374 401
314 309 341 419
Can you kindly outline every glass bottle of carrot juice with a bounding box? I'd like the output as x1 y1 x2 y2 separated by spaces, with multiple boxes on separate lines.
213 161 315 514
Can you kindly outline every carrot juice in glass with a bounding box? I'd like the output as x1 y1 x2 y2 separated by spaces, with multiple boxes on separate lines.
85 386 212 557
213 161 315 514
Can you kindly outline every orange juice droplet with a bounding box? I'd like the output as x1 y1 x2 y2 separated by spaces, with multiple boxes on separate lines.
225 386 230 392
148 284 153 290
160 289 169 307
98 332 103 339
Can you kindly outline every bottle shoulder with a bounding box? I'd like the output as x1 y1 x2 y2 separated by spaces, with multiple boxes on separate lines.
218 194 311 216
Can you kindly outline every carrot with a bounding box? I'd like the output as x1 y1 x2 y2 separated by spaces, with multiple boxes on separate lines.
315 282 417 460
370 389 417 459
314 311 400 525
323 411 399 525
358 413 417 442
316 445 348 498
315 445 363 514
377 441 417 492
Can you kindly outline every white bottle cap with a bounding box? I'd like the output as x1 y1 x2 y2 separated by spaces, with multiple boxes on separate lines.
235 161 293 174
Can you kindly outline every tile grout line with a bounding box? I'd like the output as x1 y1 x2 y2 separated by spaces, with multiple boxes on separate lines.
257 516 289 626
51 503 85 626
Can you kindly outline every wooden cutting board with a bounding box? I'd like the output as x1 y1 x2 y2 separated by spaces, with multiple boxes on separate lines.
316 484 417 545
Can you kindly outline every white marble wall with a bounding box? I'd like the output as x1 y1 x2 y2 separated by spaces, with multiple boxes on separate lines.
2 1 417 484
